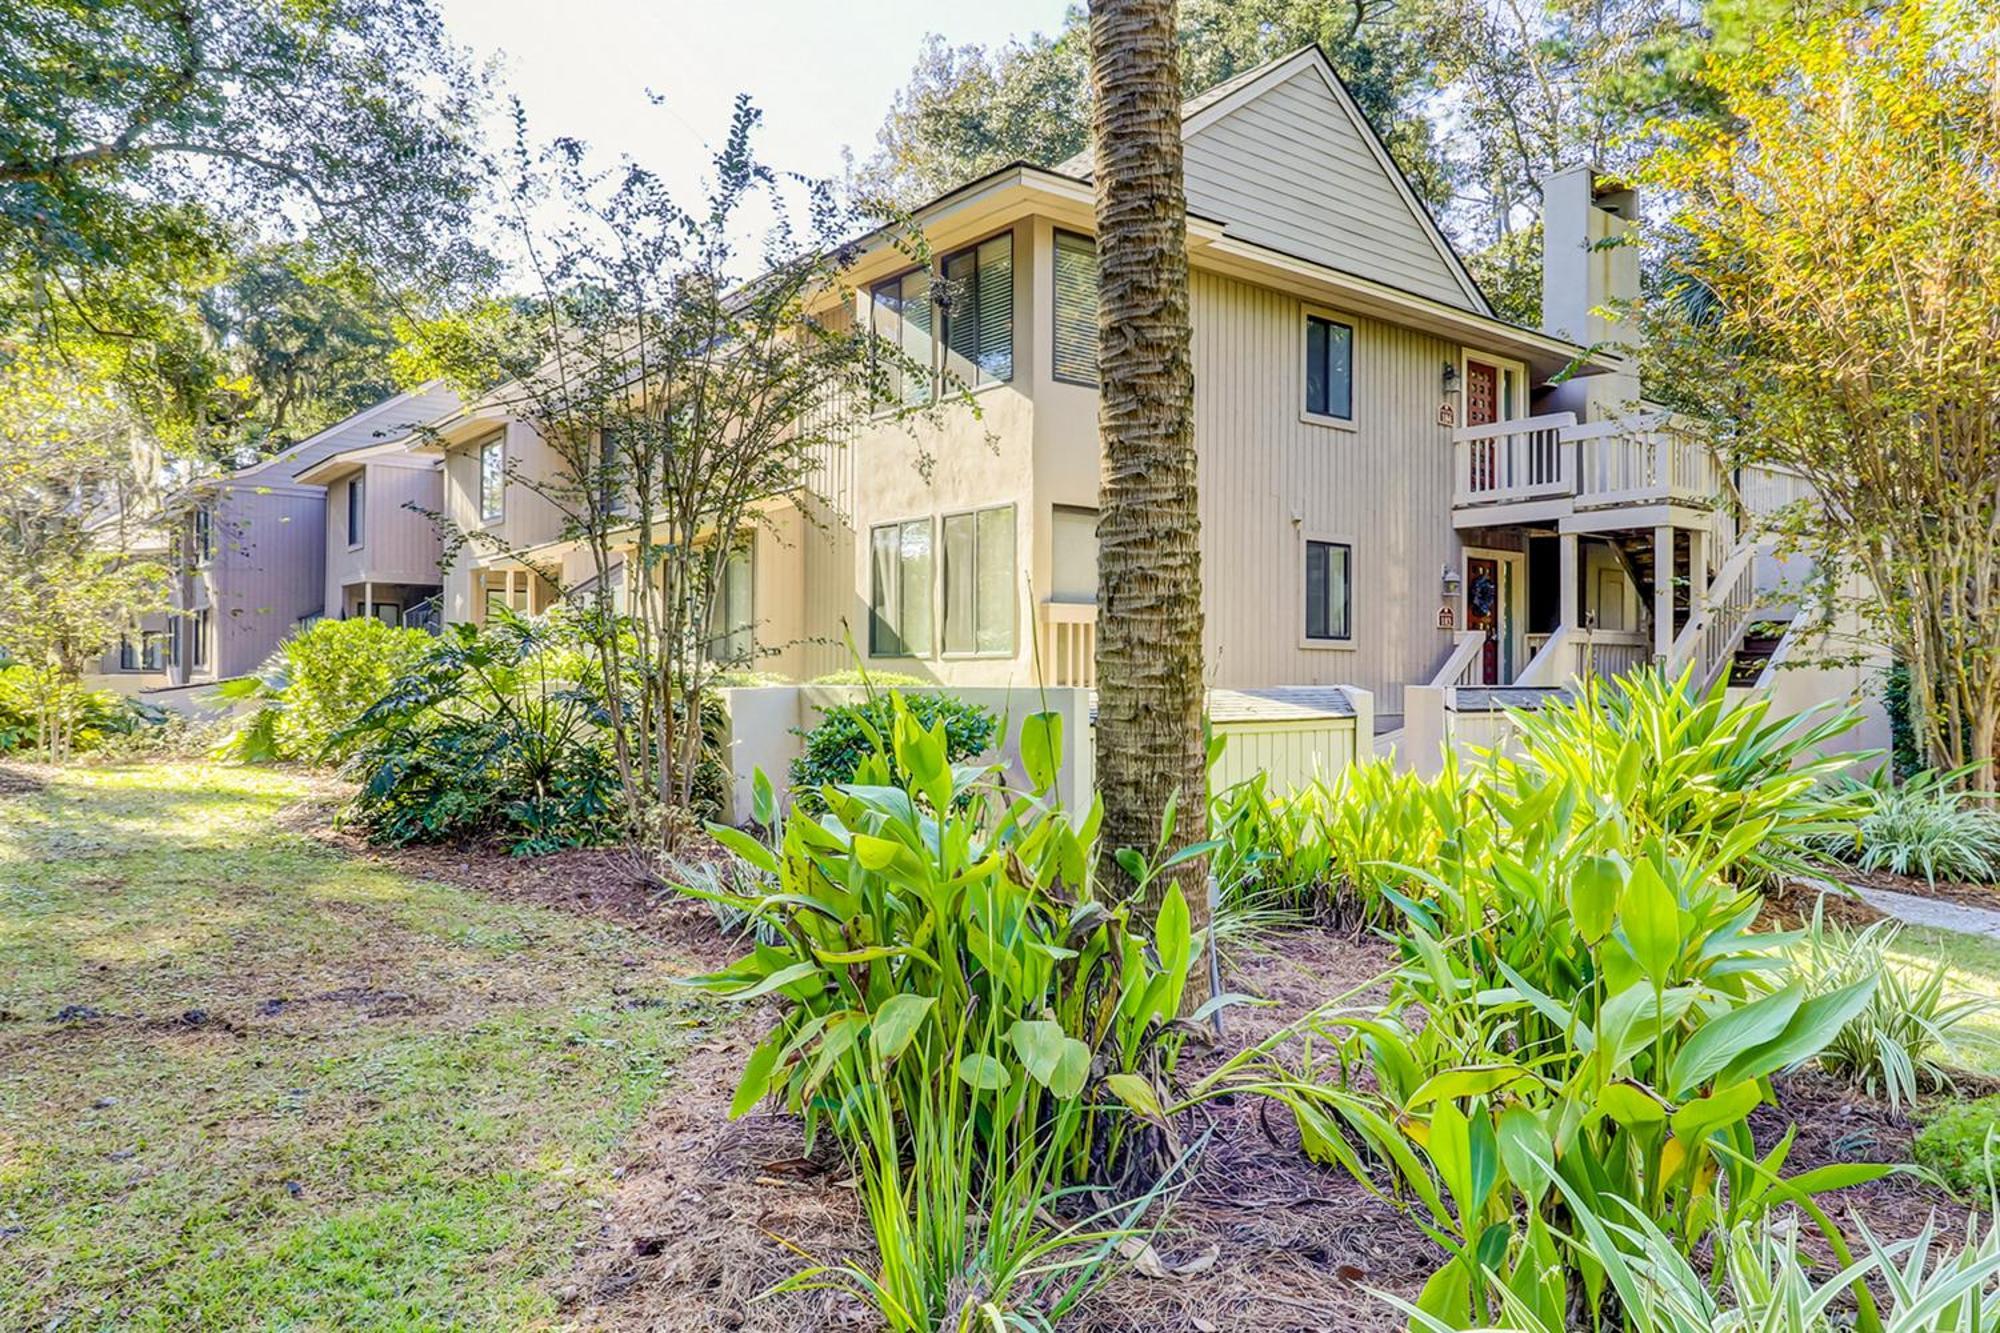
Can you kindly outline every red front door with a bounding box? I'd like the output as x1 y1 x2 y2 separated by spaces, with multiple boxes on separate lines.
1466 361 1501 489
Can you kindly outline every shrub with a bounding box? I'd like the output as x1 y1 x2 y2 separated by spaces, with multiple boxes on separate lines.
1915 1095 2000 1196
336 614 630 854
1793 905 1991 1115
219 617 433 764
0 666 163 758
788 690 997 812
1815 766 2000 885
808 668 931 687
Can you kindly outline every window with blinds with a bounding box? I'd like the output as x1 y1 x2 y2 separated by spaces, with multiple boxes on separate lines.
1305 540 1353 641
1052 230 1099 385
940 235 1012 388
942 504 1016 655
871 268 934 409
869 518 934 656
706 546 753 664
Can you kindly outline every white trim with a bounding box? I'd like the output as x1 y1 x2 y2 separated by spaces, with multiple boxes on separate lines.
937 501 1020 661
477 433 507 526
1458 348 1532 424
1180 46 1492 317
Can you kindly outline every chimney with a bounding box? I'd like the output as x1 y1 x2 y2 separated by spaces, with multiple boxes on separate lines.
1540 165 1641 418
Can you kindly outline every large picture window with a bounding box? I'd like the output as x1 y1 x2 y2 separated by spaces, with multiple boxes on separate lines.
1305 314 1355 421
1052 230 1099 385
1305 540 1352 642
479 437 505 522
869 518 934 657
942 505 1015 656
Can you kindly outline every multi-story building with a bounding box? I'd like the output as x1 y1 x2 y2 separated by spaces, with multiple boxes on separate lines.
394 45 1882 766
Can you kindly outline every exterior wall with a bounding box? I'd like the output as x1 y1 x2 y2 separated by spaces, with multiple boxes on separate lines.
1182 66 1478 311
1186 268 1466 715
87 610 175 695
440 419 567 625
322 461 444 619
171 483 326 683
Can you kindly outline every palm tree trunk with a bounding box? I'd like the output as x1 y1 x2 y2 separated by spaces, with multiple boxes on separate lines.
1088 0 1209 946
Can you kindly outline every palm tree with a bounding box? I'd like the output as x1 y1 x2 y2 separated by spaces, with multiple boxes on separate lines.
1087 0 1209 937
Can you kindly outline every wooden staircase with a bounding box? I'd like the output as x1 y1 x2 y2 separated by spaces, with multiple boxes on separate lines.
1605 528 1693 641
1726 618 1792 687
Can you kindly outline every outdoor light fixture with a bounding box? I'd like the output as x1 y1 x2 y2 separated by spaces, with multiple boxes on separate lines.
1441 362 1461 394
1441 564 1463 596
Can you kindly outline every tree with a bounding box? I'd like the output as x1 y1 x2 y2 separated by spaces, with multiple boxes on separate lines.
0 353 168 761
0 0 486 366
1641 0 2000 781
1088 0 1211 944
418 101 951 838
862 1 1449 213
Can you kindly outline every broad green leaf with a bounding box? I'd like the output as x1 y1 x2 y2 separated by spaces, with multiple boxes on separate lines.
1496 1105 1553 1205
1008 1019 1090 1099
1669 1079 1762 1143
705 821 779 876
1595 1081 1667 1126
728 960 822 1001
869 994 935 1064
1102 1072 1166 1123
1567 853 1625 944
957 1053 1012 1092
1019 711 1062 793
730 1027 787 1118
1716 976 1878 1087
1618 860 1681 985
1407 1065 1534 1108
1666 984 1805 1099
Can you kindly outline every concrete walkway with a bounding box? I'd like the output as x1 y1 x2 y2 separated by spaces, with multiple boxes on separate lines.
1847 881 2000 940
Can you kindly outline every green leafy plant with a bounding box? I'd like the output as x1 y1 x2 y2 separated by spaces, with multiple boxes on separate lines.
334 611 629 853
217 616 433 764
680 694 1229 1328
1916 1097 2000 1197
1814 766 2000 885
1793 903 1991 1116
788 690 998 814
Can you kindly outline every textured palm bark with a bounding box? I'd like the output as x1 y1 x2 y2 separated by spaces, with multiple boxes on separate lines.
1087 0 1210 951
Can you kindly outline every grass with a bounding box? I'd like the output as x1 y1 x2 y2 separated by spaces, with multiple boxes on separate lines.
0 762 704 1331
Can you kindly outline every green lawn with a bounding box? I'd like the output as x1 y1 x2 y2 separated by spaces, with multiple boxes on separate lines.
0 763 704 1332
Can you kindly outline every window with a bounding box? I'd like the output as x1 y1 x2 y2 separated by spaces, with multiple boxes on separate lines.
1050 506 1099 603
192 506 213 565
869 518 934 657
942 505 1015 655
118 636 137 671
1305 540 1352 642
1052 231 1099 385
192 609 211 669
871 268 934 409
707 546 754 664
1305 314 1355 421
141 632 165 671
940 235 1013 388
599 429 626 513
346 476 364 547
479 436 505 522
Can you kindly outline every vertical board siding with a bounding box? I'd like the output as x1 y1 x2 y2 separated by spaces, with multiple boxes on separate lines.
1211 720 1358 795
1192 269 1461 716
1183 70 1475 310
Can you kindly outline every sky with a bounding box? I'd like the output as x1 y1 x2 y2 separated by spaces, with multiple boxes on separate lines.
434 0 1075 221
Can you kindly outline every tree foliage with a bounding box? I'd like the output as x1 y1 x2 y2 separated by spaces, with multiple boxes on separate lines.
1642 0 2000 780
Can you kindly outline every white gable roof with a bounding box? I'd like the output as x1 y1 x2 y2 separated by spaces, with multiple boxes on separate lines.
1061 46 1489 316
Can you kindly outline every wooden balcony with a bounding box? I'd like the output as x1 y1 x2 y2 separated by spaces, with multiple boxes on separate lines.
1452 411 1723 531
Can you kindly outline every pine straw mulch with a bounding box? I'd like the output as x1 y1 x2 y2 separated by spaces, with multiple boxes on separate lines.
1836 865 2000 913
326 824 1982 1332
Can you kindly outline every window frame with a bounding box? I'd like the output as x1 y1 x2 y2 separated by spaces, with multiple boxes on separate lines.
477 434 506 524
1301 305 1359 430
705 542 755 665
1457 348 1531 423
192 505 214 567
192 608 211 670
939 502 1017 660
868 515 936 659
118 635 137 671
1050 228 1101 388
346 474 365 549
869 265 936 417
1300 532 1357 650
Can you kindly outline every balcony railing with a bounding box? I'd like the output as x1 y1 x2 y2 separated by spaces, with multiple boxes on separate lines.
1038 601 1097 688
1453 411 1722 516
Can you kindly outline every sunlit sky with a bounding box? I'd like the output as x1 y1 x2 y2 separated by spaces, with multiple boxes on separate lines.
434 0 1075 244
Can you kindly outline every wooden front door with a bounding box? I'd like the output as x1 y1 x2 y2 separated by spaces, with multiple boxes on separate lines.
1466 555 1501 683
1466 360 1501 490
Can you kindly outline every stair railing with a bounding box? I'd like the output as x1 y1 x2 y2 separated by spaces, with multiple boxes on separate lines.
1665 541 1765 690
1428 630 1488 697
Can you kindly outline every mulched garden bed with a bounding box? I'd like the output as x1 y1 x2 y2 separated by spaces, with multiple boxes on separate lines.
329 823 1986 1331
1835 864 2000 912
